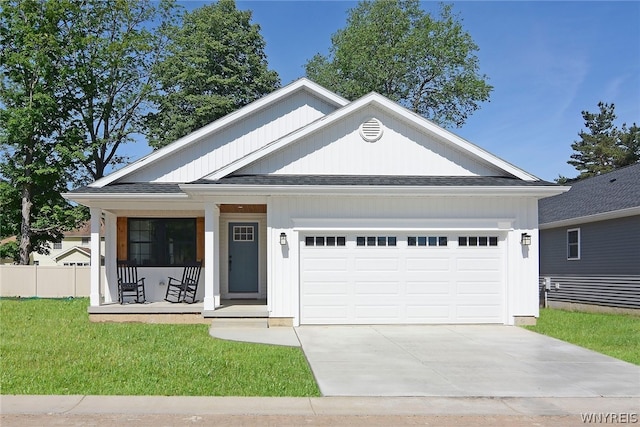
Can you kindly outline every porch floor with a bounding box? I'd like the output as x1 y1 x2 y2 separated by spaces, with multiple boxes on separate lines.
88 299 267 317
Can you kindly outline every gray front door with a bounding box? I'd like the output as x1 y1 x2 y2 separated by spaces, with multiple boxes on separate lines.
228 222 259 293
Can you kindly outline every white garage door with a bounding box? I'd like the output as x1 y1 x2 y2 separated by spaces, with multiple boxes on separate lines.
300 234 505 324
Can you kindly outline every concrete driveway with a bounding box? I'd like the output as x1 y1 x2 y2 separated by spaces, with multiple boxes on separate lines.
295 325 640 397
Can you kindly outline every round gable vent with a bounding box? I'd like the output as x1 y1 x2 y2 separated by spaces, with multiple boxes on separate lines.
359 118 383 142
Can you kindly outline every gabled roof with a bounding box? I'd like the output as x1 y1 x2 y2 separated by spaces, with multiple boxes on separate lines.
65 79 568 205
205 91 539 182
63 221 104 237
54 246 92 262
89 78 349 188
539 163 640 227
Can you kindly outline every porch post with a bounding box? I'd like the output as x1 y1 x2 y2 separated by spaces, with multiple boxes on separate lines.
103 211 117 303
204 202 220 311
89 207 102 307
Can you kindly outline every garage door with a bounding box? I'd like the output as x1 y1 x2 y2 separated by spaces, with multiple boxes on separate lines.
300 234 505 324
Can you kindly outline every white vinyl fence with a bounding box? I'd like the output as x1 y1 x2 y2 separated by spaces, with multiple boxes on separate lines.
0 265 102 298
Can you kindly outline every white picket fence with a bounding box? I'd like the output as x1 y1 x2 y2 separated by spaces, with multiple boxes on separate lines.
0 265 102 298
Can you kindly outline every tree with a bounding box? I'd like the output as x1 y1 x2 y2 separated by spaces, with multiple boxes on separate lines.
567 102 639 180
145 0 280 149
0 0 85 264
61 0 175 181
305 0 492 128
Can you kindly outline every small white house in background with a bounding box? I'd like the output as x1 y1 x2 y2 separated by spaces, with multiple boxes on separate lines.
64 78 567 326
31 222 105 266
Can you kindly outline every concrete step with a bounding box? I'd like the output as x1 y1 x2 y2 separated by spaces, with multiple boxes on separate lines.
210 318 268 328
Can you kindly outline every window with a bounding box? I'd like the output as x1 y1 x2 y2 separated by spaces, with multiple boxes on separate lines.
356 236 396 247
408 236 448 247
128 218 196 266
458 236 498 247
233 225 254 242
81 237 90 245
53 241 62 250
567 228 580 260
305 236 346 247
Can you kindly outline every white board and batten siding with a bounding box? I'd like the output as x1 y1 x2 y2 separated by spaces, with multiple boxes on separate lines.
122 91 340 183
237 106 506 177
267 195 540 326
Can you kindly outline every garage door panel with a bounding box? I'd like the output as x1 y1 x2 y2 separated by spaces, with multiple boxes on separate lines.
457 282 501 295
304 282 349 295
354 281 401 295
456 257 501 271
406 257 451 272
303 305 348 323
303 256 349 272
406 281 451 295
406 305 452 321
300 234 504 325
456 304 502 321
355 305 401 319
355 257 399 272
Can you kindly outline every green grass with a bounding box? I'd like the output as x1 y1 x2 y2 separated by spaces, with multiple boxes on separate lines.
0 298 320 396
524 308 640 365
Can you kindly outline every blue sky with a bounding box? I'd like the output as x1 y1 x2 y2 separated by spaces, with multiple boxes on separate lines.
132 1 639 182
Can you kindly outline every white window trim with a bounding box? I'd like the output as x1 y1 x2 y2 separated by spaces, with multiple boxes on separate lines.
233 225 255 242
567 228 581 260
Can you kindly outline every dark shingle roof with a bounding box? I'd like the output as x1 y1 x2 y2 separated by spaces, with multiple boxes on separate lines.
539 163 640 224
68 183 183 194
67 175 558 196
192 175 556 187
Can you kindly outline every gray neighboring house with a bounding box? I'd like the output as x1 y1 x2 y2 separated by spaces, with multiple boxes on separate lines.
538 163 640 312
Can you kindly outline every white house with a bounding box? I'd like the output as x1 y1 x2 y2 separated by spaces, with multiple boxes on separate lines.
31 222 105 266
64 78 567 326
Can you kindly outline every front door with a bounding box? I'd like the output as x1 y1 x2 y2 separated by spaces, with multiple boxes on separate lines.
228 222 259 293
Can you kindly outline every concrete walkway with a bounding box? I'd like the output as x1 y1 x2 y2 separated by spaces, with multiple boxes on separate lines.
209 325 301 347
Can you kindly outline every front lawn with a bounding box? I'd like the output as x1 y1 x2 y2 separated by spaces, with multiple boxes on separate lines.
0 298 320 396
525 308 640 365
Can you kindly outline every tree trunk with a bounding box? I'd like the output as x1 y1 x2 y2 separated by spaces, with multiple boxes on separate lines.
19 184 33 265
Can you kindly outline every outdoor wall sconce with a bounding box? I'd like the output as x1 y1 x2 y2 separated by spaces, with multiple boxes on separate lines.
279 232 287 246
520 233 532 246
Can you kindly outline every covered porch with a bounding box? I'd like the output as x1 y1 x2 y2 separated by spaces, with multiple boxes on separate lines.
83 198 272 323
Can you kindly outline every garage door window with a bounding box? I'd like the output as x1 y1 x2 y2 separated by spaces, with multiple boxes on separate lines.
305 236 346 247
458 236 498 247
357 236 397 246
408 236 448 247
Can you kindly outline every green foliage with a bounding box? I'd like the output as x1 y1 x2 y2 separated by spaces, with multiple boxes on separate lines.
0 180 19 238
145 0 280 149
305 0 492 127
525 308 640 365
1 0 174 263
0 0 85 263
0 298 320 396
567 102 639 180
60 0 177 180
0 239 18 261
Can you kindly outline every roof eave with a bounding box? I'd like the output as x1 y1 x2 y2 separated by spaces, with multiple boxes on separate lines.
180 184 568 198
540 205 640 229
